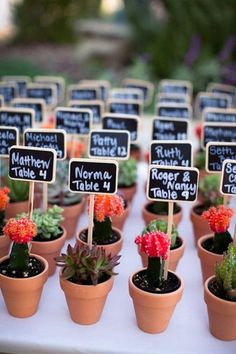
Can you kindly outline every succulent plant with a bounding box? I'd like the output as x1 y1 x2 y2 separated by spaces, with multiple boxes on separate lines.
6 177 29 202
142 219 178 248
118 158 137 187
195 149 206 170
55 243 121 285
215 243 236 301
199 174 223 208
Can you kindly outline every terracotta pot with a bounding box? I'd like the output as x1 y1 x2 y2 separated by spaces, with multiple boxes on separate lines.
129 269 184 333
31 226 66 276
111 201 131 230
138 237 185 271
0 234 11 258
77 227 123 257
0 254 48 318
60 273 114 324
142 202 183 227
190 205 211 246
204 276 236 340
197 234 223 283
5 200 28 220
118 184 137 203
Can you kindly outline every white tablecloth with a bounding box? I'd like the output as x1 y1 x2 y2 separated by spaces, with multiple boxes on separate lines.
0 162 236 354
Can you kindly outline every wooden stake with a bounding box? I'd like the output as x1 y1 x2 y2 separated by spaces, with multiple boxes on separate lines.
28 181 35 220
223 195 229 207
42 183 48 212
164 201 174 280
87 194 95 249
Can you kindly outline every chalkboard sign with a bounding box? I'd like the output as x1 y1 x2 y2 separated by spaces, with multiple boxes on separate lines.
152 118 189 141
0 127 19 157
195 92 232 116
202 123 236 148
207 83 236 104
110 88 143 101
56 107 91 136
26 83 57 107
108 99 142 116
220 159 236 196
0 82 17 104
0 95 3 107
9 146 56 183
89 130 130 160
2 76 31 97
24 128 66 160
156 93 190 105
102 113 140 143
68 100 104 125
69 158 118 194
159 79 193 96
35 76 65 103
68 84 99 101
203 108 236 123
147 165 199 202
150 141 192 167
122 78 154 105
12 98 46 123
206 142 236 173
0 108 34 134
156 103 192 119
80 80 110 101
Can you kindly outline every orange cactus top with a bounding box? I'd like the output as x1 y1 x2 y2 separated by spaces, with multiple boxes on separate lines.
0 187 10 212
202 205 234 233
3 218 37 244
92 194 124 222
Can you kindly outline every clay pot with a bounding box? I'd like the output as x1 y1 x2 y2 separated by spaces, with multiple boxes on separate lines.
0 234 11 258
118 184 137 203
77 227 123 257
197 234 223 283
0 254 48 318
60 273 114 324
138 237 185 271
190 205 211 246
5 200 28 220
111 201 131 230
142 202 183 227
204 276 236 340
31 226 66 276
129 269 184 333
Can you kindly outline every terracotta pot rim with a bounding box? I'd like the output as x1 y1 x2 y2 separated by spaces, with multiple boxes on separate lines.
170 237 185 254
118 182 137 189
49 198 84 209
191 203 207 216
9 199 28 204
31 225 67 246
143 201 182 215
77 226 123 248
60 270 114 290
197 234 224 257
204 275 236 306
129 268 184 299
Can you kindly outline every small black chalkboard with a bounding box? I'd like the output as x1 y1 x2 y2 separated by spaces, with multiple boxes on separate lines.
68 85 99 101
203 108 236 123
156 103 192 119
152 118 188 141
26 83 57 107
111 88 143 101
2 76 31 97
147 165 199 202
202 123 236 148
9 146 56 183
24 128 66 160
0 82 17 103
122 78 154 105
108 99 142 116
35 76 65 103
159 79 192 96
207 83 236 104
102 113 140 143
0 95 3 107
69 158 118 194
56 107 91 135
220 159 236 195
206 142 236 173
89 130 130 160
79 80 110 101
150 141 192 167
195 92 231 116
0 108 34 134
0 127 19 157
156 93 189 105
69 100 104 125
12 98 46 123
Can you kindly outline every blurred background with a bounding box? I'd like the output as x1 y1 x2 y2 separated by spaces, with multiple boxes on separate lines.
1 0 236 93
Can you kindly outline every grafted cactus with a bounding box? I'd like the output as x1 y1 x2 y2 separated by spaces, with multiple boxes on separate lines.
142 219 178 248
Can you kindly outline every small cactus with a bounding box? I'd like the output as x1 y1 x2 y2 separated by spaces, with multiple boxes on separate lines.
142 219 178 248
118 158 137 187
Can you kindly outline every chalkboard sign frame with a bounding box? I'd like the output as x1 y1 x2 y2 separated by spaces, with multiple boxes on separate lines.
2 75 31 97
102 113 140 143
79 80 111 101
151 117 189 141
156 102 192 120
150 140 193 167
122 78 154 106
0 82 18 103
201 122 236 150
34 76 65 103
220 159 236 196
202 107 236 123
156 92 190 105
67 84 100 102
88 129 130 160
0 107 35 134
26 83 57 108
24 128 67 160
146 165 199 203
9 145 57 183
0 126 19 157
55 107 92 136
0 95 4 107
158 79 193 97
12 98 46 124
110 88 144 102
207 82 236 101
195 92 232 118
68 158 118 195
107 98 143 117
205 142 236 173
68 100 104 125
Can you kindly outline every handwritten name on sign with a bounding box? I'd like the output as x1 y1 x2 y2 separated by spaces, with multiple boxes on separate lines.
69 100 104 125
24 128 66 160
12 98 45 123
56 108 91 135
108 99 142 116
89 130 130 160
156 93 190 105
69 159 118 194
0 108 34 134
220 160 236 195
122 78 154 105
147 165 199 202
206 142 236 173
150 141 192 167
156 103 192 119
195 92 231 116
9 146 56 182
202 123 236 148
0 82 17 103
110 88 143 101
159 79 192 96
26 84 57 107
203 108 236 123
0 127 19 157
102 114 140 143
152 118 188 141
68 85 99 101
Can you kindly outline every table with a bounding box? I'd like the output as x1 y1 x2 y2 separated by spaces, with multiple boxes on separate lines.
0 162 236 354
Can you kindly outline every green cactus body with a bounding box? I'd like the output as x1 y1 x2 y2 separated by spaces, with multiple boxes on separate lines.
93 217 112 244
0 211 5 233
213 230 233 254
9 243 29 271
199 174 223 208
7 178 29 202
147 256 163 288
118 158 137 187
142 219 178 248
